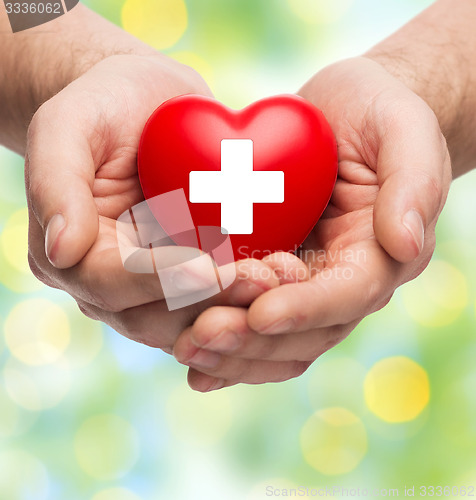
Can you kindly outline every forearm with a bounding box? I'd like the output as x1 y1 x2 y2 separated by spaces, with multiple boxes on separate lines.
366 0 476 178
0 3 158 154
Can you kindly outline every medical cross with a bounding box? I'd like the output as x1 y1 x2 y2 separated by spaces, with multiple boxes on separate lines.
189 139 284 234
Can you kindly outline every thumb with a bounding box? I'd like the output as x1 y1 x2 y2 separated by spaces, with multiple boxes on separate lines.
26 107 99 269
373 110 451 263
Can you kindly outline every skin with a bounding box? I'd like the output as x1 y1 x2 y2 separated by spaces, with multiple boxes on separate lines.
26 54 291 352
0 1 474 391
174 0 476 391
0 4 157 153
173 58 452 391
1 5 285 352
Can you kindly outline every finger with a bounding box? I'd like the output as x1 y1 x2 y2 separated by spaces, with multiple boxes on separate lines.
186 360 309 392
187 370 235 392
180 306 357 361
31 217 279 313
262 251 310 284
248 240 399 334
73 258 280 348
26 101 99 269
78 297 194 349
174 350 310 392
372 101 451 263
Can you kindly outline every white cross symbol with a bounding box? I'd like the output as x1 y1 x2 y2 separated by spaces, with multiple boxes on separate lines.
189 139 284 234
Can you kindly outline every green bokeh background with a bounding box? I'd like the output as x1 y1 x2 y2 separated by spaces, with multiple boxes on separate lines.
1 1 475 499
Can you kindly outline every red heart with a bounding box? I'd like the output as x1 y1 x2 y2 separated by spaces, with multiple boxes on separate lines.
138 94 337 260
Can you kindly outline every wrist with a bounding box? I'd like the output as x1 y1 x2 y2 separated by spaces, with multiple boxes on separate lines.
366 50 465 154
363 0 476 177
0 4 158 154
364 49 473 178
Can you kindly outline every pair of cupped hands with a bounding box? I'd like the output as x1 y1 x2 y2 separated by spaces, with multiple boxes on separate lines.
26 53 451 392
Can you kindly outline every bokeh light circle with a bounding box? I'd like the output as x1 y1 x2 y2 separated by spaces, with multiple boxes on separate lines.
74 414 140 480
0 382 37 437
91 487 142 500
287 0 354 24
5 298 71 366
166 384 232 445
61 302 104 368
169 51 215 89
3 357 71 411
308 356 367 415
0 314 3 358
300 407 367 475
0 449 49 500
0 208 43 292
0 207 29 272
364 356 430 423
438 371 476 448
122 0 188 50
401 260 468 327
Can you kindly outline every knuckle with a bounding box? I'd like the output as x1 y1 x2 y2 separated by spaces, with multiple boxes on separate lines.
278 361 310 382
77 303 100 321
255 338 278 360
322 335 342 354
126 334 159 349
119 323 156 348
372 292 394 314
27 251 57 288
27 100 56 147
82 284 122 313
27 251 42 278
134 335 164 349
28 176 49 215
113 310 139 337
193 307 226 342
93 291 121 313
114 310 170 349
233 361 251 382
26 108 43 144
76 263 123 313
138 274 162 303
292 360 312 378
418 171 444 207
320 326 352 357
305 340 335 361
192 327 214 348
305 344 327 362
366 278 384 308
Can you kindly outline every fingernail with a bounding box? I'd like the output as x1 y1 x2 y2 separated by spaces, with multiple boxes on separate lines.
45 214 66 266
202 329 241 353
188 349 221 369
402 209 425 254
260 317 295 334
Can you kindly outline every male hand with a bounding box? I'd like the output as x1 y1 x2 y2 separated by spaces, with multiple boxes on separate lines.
173 57 452 391
26 54 280 352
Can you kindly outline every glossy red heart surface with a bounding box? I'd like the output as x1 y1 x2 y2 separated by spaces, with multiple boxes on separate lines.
138 94 337 261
